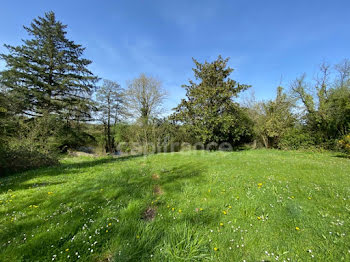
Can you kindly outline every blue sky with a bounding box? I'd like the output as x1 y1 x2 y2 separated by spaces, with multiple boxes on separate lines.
1 0 350 114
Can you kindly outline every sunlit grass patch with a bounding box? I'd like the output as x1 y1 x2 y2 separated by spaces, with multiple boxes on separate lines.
0 150 349 261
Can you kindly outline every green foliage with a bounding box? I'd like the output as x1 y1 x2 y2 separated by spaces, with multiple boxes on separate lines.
112 119 194 154
96 80 124 153
338 134 350 154
0 12 100 174
172 56 253 147
0 116 60 175
248 87 296 148
0 11 98 119
0 138 58 176
114 123 133 153
327 86 350 136
291 61 350 146
152 118 192 152
54 124 96 152
122 74 167 152
278 128 316 150
0 113 96 174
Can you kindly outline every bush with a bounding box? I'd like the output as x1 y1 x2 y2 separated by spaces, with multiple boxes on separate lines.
278 128 316 150
338 134 350 154
0 116 61 176
54 125 96 152
0 139 58 176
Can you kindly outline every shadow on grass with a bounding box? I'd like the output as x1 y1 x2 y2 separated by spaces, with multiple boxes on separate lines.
0 154 144 194
61 153 144 169
105 163 211 261
0 157 210 261
332 154 350 159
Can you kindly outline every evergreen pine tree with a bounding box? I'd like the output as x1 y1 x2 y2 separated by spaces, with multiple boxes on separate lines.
171 56 253 148
0 11 98 120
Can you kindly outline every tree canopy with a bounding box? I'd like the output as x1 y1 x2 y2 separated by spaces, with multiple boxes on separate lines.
172 55 253 147
0 11 98 120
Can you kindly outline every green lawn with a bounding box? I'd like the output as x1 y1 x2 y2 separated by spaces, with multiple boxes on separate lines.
0 150 349 261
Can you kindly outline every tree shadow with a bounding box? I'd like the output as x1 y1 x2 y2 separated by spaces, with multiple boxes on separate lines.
332 154 350 159
60 153 144 169
102 163 211 261
0 154 145 194
0 157 210 261
0 181 66 195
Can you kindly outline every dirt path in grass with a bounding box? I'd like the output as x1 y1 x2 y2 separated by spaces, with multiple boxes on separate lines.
142 173 163 221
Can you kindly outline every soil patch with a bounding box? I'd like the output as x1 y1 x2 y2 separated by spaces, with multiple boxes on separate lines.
141 206 157 221
152 173 160 180
153 185 164 195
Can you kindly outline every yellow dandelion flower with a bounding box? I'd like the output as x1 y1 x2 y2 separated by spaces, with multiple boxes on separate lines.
208 189 211 193
136 235 140 239
295 227 300 231
257 216 261 220
66 249 69 252
108 223 112 226
199 208 203 211
220 222 224 226
178 209 182 213
291 196 295 199
308 197 312 200
106 230 109 233
167 205 170 208
228 205 232 209
222 211 227 215
257 183 263 187
171 208 175 211
214 247 218 251
48 192 54 195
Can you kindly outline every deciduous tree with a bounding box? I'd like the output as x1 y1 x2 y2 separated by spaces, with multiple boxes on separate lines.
124 74 166 150
96 79 124 153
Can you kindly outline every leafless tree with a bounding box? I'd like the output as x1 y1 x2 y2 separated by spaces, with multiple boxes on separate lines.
124 73 167 121
124 74 167 150
96 80 124 153
334 59 350 87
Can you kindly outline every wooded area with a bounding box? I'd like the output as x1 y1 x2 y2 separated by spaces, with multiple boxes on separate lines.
1 12 349 174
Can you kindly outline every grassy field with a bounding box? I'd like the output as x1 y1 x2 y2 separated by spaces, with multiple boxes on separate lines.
0 150 349 261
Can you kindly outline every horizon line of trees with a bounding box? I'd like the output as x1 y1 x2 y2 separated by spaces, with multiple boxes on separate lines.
0 11 349 175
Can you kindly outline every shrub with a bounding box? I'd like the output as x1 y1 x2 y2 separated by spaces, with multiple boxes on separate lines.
278 128 316 150
338 134 350 154
0 139 58 176
0 116 60 176
54 126 96 152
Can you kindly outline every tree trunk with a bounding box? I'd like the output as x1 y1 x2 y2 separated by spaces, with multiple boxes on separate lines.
261 135 269 148
106 95 112 153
